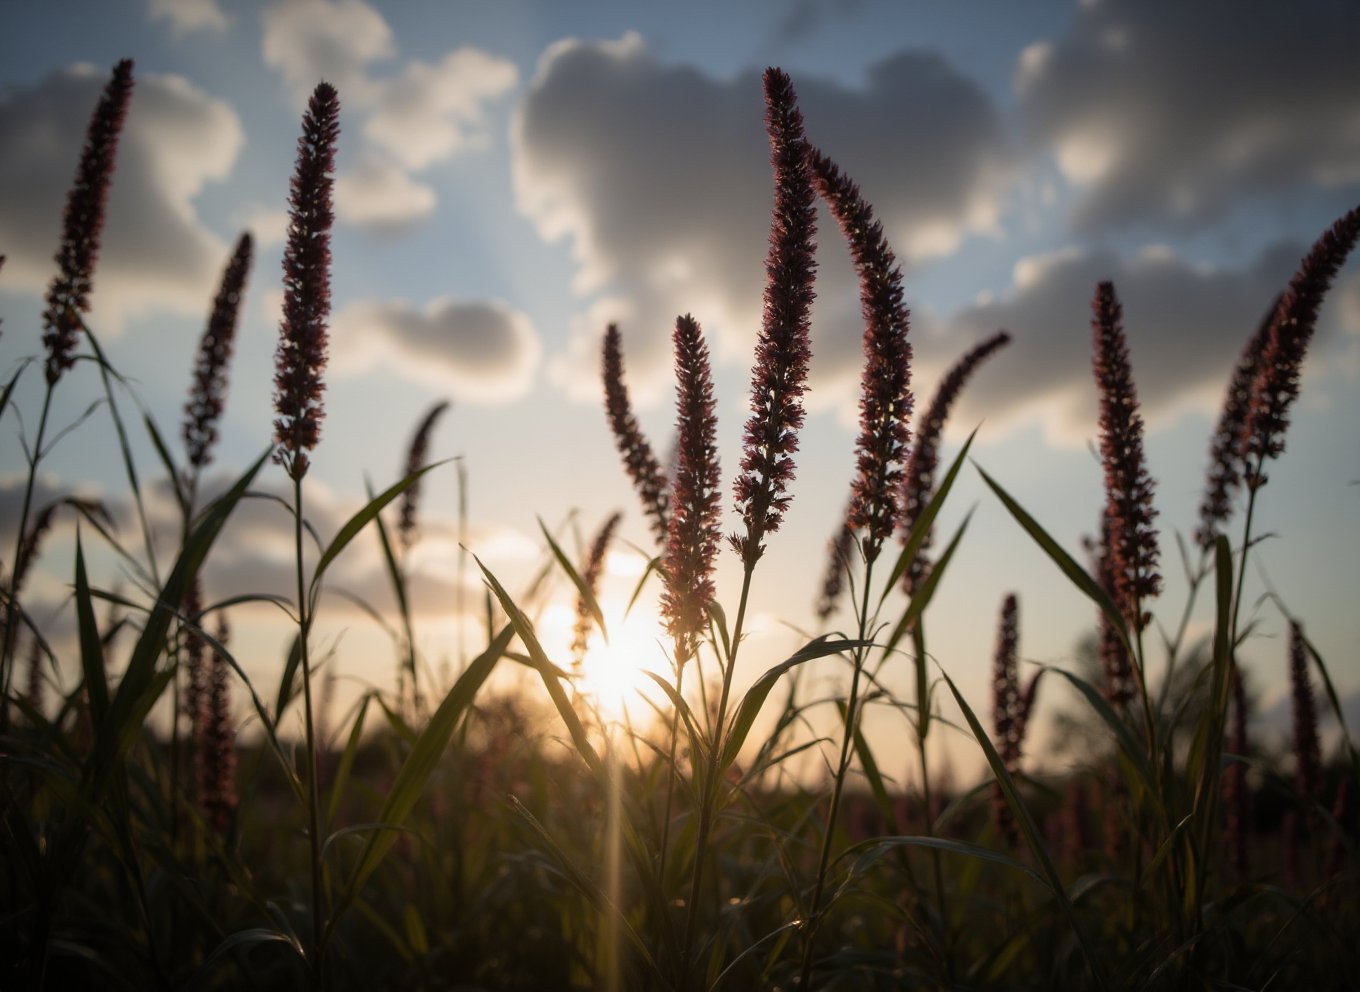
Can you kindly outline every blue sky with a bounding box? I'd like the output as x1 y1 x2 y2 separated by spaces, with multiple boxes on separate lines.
2 0 1357 775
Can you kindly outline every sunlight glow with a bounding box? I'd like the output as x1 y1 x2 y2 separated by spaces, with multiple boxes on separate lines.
577 606 669 725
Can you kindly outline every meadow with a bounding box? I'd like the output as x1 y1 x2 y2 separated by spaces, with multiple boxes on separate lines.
1 58 1356 991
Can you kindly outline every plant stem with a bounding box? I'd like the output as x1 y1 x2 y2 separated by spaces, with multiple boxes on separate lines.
679 562 755 992
796 559 877 990
1 385 55 725
294 476 325 990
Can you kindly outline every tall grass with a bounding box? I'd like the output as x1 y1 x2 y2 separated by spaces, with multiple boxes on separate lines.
0 57 1356 992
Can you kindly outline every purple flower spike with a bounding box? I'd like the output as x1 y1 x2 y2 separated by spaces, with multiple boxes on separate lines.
731 68 818 566
1092 281 1160 627
603 323 670 545
273 82 340 481
43 59 134 386
810 151 913 565
1241 206 1360 484
661 315 721 650
398 400 451 549
900 331 1010 594
185 233 253 471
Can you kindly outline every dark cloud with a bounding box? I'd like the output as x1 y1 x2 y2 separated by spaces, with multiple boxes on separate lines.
512 33 1012 403
938 239 1354 443
0 64 243 329
1017 0 1360 231
331 297 541 401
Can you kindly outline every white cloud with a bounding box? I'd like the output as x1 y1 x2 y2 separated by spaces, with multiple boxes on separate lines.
934 238 1352 444
335 152 436 227
1018 0 1360 230
330 297 541 402
261 0 518 233
512 34 1012 405
364 48 518 171
0 64 244 332
261 0 395 107
147 0 228 36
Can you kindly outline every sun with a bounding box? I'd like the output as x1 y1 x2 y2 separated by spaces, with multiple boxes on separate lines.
576 606 669 726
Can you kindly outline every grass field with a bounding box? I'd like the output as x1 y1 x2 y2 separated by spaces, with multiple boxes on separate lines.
1 58 1356 991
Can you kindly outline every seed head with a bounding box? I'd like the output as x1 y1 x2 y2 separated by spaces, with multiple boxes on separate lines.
900 331 1010 593
185 233 253 472
196 614 237 835
991 593 1023 847
814 507 856 622
731 68 818 566
572 511 623 668
398 400 451 549
1092 281 1160 626
660 315 722 652
1241 206 1360 483
602 323 670 545
810 150 913 565
273 82 340 481
1288 621 1321 807
43 59 134 386
1196 296 1280 549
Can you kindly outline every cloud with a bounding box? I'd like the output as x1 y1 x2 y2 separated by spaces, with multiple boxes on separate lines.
260 0 517 231
511 33 1012 404
261 0 395 106
363 48 518 171
934 239 1350 444
334 152 436 227
147 0 228 36
0 64 243 332
1017 0 1360 230
330 297 541 401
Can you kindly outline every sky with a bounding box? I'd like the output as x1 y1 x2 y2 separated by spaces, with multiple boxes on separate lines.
1 0 1357 781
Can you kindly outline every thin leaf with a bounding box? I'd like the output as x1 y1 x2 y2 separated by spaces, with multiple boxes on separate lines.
142 412 188 520
327 624 511 929
720 636 866 770
326 692 373 822
939 666 1107 990
882 508 973 662
540 516 608 642
879 428 976 608
976 464 1131 652
73 533 108 727
310 461 444 598
476 554 604 777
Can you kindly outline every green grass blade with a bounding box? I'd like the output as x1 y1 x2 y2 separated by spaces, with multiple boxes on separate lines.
720 636 866 770
938 666 1108 990
142 412 188 520
878 428 976 609
73 532 109 728
476 553 604 777
882 508 973 663
976 464 1130 651
326 692 373 822
540 516 608 642
327 623 512 929
87 448 269 799
310 461 443 598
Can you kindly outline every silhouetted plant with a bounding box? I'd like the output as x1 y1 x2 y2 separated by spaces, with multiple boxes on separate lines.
602 322 670 544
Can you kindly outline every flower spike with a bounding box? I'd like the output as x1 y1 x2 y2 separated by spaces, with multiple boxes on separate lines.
185 233 253 472
1241 206 1360 484
731 67 818 566
43 59 134 386
900 330 1010 593
602 323 670 544
398 400 451 549
273 82 340 481
661 315 722 651
810 150 913 564
1092 281 1160 626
